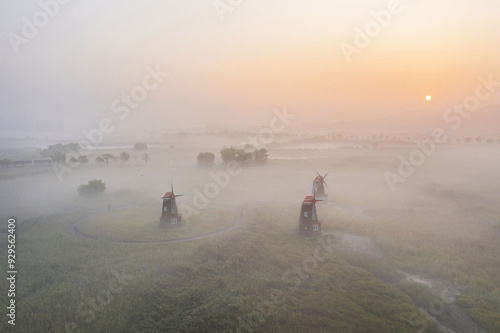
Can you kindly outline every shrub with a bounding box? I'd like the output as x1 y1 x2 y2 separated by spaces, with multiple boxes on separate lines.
253 148 268 163
120 152 130 163
133 142 148 150
77 179 106 197
197 152 215 166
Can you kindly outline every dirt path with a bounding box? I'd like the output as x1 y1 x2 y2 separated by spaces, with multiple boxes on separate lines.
68 204 245 244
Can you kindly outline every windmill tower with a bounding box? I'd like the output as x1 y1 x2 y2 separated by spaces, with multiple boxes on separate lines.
298 190 323 237
312 170 329 200
159 185 183 229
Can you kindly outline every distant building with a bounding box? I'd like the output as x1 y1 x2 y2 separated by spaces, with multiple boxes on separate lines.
159 185 183 229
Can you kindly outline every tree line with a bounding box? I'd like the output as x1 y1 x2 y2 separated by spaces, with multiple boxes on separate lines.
197 146 268 167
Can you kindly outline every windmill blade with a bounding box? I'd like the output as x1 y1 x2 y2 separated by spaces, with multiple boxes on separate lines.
323 180 328 188
315 170 321 177
324 170 330 178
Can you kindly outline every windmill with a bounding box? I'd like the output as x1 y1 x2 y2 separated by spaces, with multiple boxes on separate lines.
298 189 323 237
159 184 183 229
312 170 329 200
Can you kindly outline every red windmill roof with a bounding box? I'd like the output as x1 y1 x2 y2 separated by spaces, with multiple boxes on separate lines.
162 192 174 199
302 191 324 205
302 195 314 203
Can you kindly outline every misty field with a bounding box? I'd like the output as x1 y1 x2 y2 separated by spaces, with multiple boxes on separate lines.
0 138 499 332
77 206 237 242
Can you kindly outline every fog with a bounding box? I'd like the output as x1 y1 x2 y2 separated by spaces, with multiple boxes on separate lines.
1 1 500 332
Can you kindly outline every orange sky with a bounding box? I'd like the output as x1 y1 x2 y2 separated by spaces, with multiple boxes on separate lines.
2 0 500 130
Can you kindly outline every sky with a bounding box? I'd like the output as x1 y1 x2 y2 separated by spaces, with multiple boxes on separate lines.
0 0 499 135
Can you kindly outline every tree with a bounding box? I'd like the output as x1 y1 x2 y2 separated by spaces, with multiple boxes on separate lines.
50 151 67 164
41 143 81 158
101 153 114 164
62 153 87 167
220 147 253 164
133 142 148 150
476 136 482 144
220 147 237 163
120 152 130 163
78 155 88 164
254 148 268 163
142 153 150 164
197 152 215 166
464 137 472 144
0 159 13 167
95 156 105 163
77 179 106 197
235 149 253 163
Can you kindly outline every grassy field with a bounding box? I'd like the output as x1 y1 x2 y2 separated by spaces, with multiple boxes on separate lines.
78 207 237 242
0 142 499 332
0 210 436 333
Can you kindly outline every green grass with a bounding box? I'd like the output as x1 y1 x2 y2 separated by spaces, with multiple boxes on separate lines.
1 187 499 332
0 210 437 333
78 207 236 242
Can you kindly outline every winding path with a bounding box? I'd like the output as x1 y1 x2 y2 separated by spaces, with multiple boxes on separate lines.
68 204 246 244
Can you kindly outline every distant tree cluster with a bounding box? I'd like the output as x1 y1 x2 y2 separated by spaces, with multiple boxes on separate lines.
0 159 14 167
95 152 133 165
120 152 130 163
101 153 115 164
35 142 157 168
40 143 80 158
219 147 268 164
133 142 148 150
40 143 88 166
77 179 106 197
197 152 215 166
69 155 88 165
456 137 498 144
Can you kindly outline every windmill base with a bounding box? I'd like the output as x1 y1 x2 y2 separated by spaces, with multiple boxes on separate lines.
159 216 183 229
298 222 322 238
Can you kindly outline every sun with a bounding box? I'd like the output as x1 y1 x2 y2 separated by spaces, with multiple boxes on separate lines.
426 95 432 101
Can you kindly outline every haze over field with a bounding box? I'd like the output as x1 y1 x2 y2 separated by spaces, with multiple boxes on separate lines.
1 1 500 333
